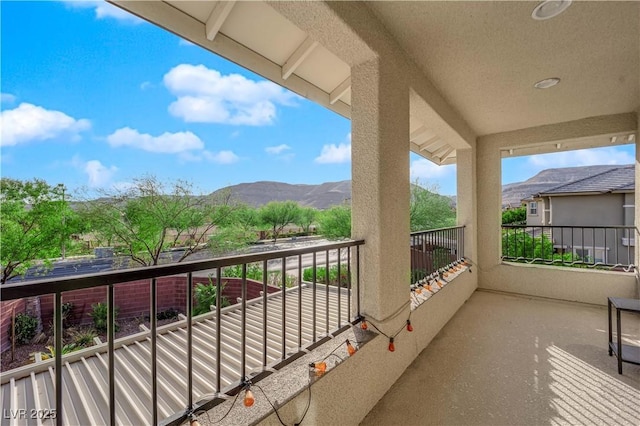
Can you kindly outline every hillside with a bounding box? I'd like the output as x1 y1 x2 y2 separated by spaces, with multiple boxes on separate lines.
501 165 627 207
210 180 352 209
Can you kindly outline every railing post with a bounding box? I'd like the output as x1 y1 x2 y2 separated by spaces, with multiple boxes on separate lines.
55 291 63 426
108 284 115 426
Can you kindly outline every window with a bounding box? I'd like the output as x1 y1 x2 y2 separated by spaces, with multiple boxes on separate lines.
529 201 538 215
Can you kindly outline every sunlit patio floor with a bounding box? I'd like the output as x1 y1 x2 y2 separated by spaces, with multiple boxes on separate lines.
361 290 640 426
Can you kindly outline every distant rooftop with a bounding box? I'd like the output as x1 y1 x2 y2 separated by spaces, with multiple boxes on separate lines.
535 165 634 197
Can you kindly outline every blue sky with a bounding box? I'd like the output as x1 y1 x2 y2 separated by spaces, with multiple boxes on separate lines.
0 1 635 198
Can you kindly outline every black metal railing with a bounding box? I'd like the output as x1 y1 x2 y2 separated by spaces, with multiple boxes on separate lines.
501 225 637 270
410 226 465 283
0 240 364 426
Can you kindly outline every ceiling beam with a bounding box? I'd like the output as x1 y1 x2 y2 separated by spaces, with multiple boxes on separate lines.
329 76 351 105
419 136 441 152
439 147 455 162
282 36 319 80
432 144 452 158
205 1 236 41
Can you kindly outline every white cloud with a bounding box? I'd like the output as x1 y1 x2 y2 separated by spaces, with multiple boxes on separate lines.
315 143 351 164
527 147 634 169
0 103 90 146
140 81 153 91
163 64 297 126
64 1 143 24
410 158 456 180
84 160 118 187
179 39 195 47
180 149 240 164
205 150 240 164
1 93 16 104
106 127 204 153
266 144 291 155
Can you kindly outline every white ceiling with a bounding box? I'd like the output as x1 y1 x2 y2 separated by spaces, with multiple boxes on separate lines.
367 1 639 136
112 1 638 165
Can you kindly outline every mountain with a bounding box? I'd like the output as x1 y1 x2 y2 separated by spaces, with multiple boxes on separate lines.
210 180 352 209
501 165 628 207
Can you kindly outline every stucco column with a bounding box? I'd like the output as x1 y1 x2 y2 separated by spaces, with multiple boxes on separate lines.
475 136 503 283
635 109 640 271
456 147 478 265
351 57 410 322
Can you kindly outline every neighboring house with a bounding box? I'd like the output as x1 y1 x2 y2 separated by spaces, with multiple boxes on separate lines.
522 165 635 265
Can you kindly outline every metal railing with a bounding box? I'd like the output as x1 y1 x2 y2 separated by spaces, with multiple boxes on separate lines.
0 240 364 426
410 226 465 283
501 225 637 270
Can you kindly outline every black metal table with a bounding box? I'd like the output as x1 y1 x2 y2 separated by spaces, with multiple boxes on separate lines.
608 297 640 374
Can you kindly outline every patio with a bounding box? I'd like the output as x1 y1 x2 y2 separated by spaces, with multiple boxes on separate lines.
362 290 640 426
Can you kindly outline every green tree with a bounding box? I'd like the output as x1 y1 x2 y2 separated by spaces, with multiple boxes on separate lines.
296 207 317 234
502 206 527 225
317 204 351 239
79 176 234 266
0 179 74 283
410 180 456 231
259 201 301 242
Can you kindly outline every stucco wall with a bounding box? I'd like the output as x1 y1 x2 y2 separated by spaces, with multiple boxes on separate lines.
478 263 638 305
552 194 625 226
261 271 478 426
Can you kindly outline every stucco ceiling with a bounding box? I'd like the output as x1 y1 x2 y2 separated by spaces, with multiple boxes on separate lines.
367 1 639 136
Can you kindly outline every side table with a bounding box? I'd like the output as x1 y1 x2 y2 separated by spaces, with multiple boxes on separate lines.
607 297 640 374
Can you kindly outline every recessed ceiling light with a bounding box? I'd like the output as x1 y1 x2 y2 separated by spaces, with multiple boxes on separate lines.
534 77 561 89
532 0 572 21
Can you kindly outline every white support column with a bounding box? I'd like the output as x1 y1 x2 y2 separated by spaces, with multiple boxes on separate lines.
351 57 410 322
456 147 477 267
635 109 640 273
476 136 504 277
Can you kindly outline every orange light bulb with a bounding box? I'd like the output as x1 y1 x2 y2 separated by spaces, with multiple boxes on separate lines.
361 320 368 330
346 339 357 356
388 337 395 352
313 361 327 376
243 389 255 407
406 320 413 332
415 288 422 294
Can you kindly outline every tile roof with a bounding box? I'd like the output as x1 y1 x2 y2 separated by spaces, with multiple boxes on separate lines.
537 165 634 196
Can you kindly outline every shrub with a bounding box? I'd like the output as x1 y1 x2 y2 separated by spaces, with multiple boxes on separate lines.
157 308 180 321
223 263 297 288
42 343 80 359
194 278 230 316
13 313 38 345
303 264 350 287
89 302 119 332
61 302 74 327
70 328 97 347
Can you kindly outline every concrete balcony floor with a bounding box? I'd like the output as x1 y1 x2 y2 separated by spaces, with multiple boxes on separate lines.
361 290 640 426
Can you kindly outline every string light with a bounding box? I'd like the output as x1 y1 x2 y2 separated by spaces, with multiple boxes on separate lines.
310 361 327 376
361 320 368 330
346 339 357 356
388 337 395 352
406 320 413 332
243 388 255 407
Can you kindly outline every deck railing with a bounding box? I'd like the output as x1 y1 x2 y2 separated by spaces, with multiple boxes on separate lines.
410 226 466 283
0 240 364 426
501 225 637 270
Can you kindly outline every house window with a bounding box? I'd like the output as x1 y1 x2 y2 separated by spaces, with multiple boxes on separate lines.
529 201 538 215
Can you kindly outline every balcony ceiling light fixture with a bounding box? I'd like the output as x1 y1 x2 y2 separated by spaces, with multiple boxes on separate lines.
534 77 561 89
532 0 572 20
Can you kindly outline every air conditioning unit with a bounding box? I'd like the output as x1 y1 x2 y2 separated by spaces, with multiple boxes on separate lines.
621 237 635 247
